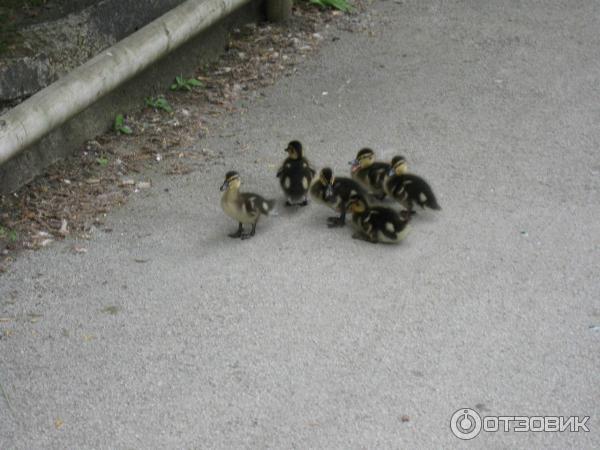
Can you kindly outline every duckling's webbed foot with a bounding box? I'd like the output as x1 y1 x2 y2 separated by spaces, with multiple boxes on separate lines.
228 223 243 238
241 223 256 240
285 197 308 207
327 214 346 228
327 217 343 228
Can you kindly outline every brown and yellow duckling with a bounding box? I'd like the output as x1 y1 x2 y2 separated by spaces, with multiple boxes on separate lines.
220 171 276 239
276 140 316 206
384 155 441 214
310 167 368 227
347 193 411 244
349 148 391 200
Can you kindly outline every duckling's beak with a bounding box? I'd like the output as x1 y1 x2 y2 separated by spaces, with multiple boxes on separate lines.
220 180 229 191
388 168 395 177
349 159 359 173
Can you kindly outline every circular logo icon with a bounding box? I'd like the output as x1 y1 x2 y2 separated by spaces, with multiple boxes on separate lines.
450 408 482 440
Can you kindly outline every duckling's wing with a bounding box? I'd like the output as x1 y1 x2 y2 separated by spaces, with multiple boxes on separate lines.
371 207 403 239
242 193 275 215
240 193 262 216
387 176 407 199
300 158 316 178
335 178 366 201
368 163 390 187
403 174 441 210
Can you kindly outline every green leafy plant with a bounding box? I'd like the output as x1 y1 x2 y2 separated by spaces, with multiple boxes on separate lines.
170 75 204 91
309 0 352 12
145 96 173 113
114 114 132 135
96 156 109 166
0 225 17 243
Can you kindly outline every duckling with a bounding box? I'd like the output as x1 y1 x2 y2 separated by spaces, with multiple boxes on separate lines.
349 148 391 200
220 171 276 239
347 193 411 244
310 167 368 227
276 140 316 206
384 155 441 213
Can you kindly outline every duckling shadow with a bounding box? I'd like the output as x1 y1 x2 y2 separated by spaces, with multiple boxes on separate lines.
347 234 416 252
303 208 352 232
408 210 442 224
273 199 310 218
193 216 279 251
278 201 355 240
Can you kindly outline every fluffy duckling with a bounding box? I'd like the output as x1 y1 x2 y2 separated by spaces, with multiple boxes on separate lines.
347 193 411 244
220 171 275 239
310 167 368 227
384 156 441 213
349 148 391 200
276 140 316 206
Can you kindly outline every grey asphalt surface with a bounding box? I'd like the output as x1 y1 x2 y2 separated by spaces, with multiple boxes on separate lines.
2 1 600 448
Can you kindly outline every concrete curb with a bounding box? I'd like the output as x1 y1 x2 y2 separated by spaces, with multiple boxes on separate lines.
0 0 265 193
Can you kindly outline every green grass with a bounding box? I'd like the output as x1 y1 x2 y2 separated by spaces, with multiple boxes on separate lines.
308 0 352 12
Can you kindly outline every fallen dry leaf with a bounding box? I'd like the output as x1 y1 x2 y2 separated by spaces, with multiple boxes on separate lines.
58 219 69 236
136 181 152 189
